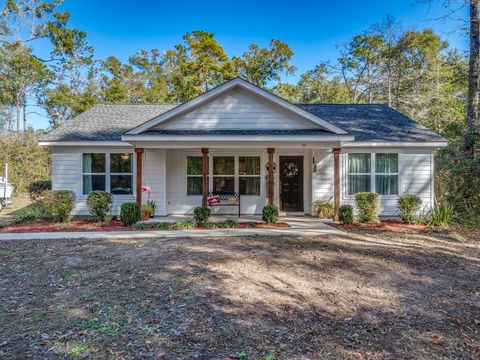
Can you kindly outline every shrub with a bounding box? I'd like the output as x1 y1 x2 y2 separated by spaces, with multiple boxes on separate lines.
262 204 279 224
427 202 455 229
86 191 112 222
42 190 75 222
339 204 353 224
175 220 195 230
355 192 379 223
193 206 211 226
27 180 51 201
398 194 422 224
120 203 141 226
14 207 43 224
145 200 156 218
222 219 239 228
312 199 334 219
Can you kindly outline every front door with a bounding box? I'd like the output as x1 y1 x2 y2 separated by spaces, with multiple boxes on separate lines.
279 156 303 212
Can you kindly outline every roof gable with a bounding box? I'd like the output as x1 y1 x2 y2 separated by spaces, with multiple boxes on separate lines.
126 78 349 135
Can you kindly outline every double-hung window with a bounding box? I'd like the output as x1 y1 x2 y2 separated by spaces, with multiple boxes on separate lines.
186 156 203 195
82 153 133 195
213 156 235 194
347 153 399 196
239 157 260 195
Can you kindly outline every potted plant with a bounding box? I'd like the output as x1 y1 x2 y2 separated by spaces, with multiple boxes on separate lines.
141 205 150 221
145 200 156 218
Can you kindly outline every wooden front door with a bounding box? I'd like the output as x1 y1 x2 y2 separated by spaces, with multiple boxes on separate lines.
279 156 303 212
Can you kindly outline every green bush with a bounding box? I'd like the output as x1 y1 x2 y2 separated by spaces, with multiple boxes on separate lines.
339 204 353 224
262 204 279 224
427 202 455 229
222 219 239 228
312 199 334 219
120 203 141 226
27 180 51 201
175 220 195 229
14 207 44 224
355 192 379 223
398 194 422 224
145 200 156 218
193 206 211 226
42 190 75 222
86 191 112 222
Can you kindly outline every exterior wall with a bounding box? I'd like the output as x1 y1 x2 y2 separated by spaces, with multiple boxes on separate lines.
51 146 136 216
312 148 435 216
156 88 317 130
142 149 167 216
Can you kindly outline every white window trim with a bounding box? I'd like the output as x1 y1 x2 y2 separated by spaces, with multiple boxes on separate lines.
345 153 400 199
81 152 135 199
184 154 263 198
186 156 205 197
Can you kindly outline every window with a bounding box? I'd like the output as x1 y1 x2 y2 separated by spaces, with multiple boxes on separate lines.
213 156 235 194
83 153 106 194
375 154 398 195
347 153 399 196
239 157 260 195
347 154 371 195
187 156 203 195
82 153 133 195
110 153 133 195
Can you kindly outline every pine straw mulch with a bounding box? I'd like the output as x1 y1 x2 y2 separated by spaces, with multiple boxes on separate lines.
0 231 479 359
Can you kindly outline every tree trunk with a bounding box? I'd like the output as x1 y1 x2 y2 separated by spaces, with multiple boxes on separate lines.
23 103 27 131
15 96 20 132
464 0 480 155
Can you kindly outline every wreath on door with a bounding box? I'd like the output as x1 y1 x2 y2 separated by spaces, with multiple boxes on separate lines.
283 162 299 178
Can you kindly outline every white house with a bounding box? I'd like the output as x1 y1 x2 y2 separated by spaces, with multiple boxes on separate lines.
39 78 447 218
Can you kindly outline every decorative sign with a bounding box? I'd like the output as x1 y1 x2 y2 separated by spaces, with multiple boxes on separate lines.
283 162 299 178
264 162 278 173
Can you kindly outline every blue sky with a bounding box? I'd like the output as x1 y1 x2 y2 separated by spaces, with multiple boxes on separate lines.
30 0 469 129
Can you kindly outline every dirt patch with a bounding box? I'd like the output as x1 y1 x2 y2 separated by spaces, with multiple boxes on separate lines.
334 219 430 233
0 232 479 359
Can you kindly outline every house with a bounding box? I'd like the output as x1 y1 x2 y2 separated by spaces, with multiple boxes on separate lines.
39 78 447 218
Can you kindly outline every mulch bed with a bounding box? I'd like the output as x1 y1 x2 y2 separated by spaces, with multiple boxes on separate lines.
0 220 289 233
333 219 430 233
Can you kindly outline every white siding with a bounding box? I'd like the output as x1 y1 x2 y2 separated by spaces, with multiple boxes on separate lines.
143 149 167 216
156 88 318 130
312 149 434 217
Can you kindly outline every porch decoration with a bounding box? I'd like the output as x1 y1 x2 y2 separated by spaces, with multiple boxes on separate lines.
283 162 299 178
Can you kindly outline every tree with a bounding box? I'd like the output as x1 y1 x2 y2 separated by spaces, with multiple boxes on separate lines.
233 40 296 87
164 30 235 102
100 56 143 103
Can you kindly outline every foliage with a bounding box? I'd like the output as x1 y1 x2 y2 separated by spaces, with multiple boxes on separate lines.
175 220 195 230
120 202 141 226
398 194 422 224
355 192 379 223
0 132 51 193
13 206 44 224
86 191 112 222
221 219 239 228
262 204 279 224
339 204 354 224
145 200 156 218
132 222 173 230
312 199 334 219
193 206 211 226
27 180 51 201
427 202 456 229
42 190 75 222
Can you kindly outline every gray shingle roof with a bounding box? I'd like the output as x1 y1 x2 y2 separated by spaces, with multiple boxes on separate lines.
41 102 445 143
143 129 332 136
297 103 446 142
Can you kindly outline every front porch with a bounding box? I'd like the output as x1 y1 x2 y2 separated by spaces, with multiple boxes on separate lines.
134 146 342 219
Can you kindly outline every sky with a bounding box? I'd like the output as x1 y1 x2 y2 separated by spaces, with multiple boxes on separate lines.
29 0 469 130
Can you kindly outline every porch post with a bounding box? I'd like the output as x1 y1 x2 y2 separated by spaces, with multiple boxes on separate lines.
267 148 275 205
201 148 209 207
333 148 341 221
135 148 144 205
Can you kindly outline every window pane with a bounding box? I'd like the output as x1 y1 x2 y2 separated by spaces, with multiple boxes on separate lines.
110 175 133 194
187 157 203 175
376 154 398 173
348 154 371 173
83 153 105 173
213 157 234 175
239 177 260 195
376 175 398 195
187 177 203 195
213 177 235 194
111 153 132 173
348 175 371 195
239 157 260 175
83 175 105 194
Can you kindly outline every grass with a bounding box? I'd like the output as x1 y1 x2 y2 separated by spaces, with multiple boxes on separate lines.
0 230 478 359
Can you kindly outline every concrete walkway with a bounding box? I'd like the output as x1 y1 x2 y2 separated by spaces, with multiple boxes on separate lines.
0 217 343 241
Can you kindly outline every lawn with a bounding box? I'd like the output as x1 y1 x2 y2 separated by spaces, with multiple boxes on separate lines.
0 230 479 359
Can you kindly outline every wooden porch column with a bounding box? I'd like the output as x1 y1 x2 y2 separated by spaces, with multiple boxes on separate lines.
201 148 209 207
267 148 275 205
135 148 144 205
333 148 341 221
